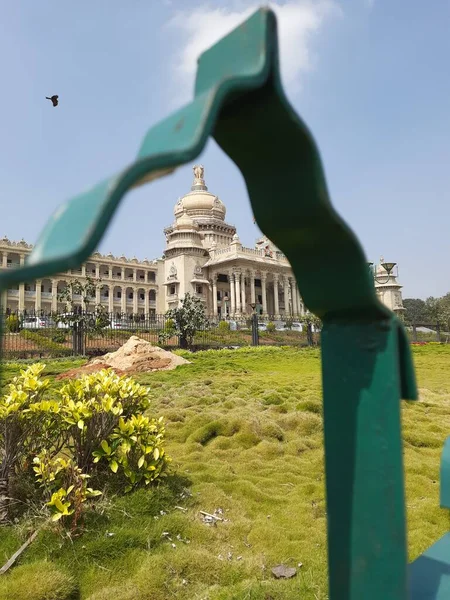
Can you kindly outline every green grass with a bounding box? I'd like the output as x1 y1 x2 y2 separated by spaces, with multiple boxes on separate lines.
0 345 449 599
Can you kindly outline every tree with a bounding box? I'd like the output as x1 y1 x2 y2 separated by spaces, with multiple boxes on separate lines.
403 298 428 341
56 277 110 354
165 293 208 349
301 313 322 347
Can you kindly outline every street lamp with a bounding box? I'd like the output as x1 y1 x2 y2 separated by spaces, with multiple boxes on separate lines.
368 258 397 286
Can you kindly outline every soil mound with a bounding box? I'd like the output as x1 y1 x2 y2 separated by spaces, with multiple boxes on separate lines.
56 336 190 380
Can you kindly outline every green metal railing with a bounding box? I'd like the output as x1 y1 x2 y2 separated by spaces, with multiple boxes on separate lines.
0 7 448 598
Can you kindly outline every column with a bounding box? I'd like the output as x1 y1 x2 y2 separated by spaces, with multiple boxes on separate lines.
121 267 125 280
297 289 303 315
235 272 241 314
18 283 25 311
95 284 101 305
144 290 149 315
109 265 113 279
212 275 218 316
229 273 236 316
273 274 280 317
241 274 246 315
20 254 25 266
95 264 100 279
51 280 58 312
35 280 42 313
284 276 291 316
1 289 7 312
82 264 86 277
250 270 256 305
133 269 137 283
2 251 8 268
291 278 298 316
121 286 127 314
261 273 268 316
108 285 114 313
133 288 138 314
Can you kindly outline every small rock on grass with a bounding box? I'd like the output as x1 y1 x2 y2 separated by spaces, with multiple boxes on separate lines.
271 564 297 579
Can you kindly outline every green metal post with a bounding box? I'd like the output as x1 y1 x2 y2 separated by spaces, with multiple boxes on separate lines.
322 317 408 598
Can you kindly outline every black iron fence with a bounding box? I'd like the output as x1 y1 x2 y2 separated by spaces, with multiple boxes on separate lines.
0 312 446 360
0 312 320 359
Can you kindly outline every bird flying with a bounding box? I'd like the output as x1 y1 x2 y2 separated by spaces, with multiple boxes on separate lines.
46 95 59 107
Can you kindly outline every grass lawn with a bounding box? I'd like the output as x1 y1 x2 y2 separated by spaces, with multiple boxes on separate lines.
0 345 449 600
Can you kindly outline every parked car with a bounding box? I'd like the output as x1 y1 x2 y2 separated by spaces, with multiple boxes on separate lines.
22 316 54 329
290 322 303 332
258 322 267 331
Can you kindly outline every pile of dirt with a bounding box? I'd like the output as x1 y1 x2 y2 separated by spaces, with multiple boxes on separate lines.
56 336 190 380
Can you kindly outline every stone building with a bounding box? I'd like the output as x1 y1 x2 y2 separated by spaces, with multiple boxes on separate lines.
0 165 405 318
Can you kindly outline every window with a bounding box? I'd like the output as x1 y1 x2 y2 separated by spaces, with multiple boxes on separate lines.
255 279 261 288
128 292 133 299
117 291 122 299
41 285 44 292
217 290 222 301
148 272 156 282
217 273 228 283
196 285 203 294
170 285 176 295
139 293 144 300
104 290 109 297
149 290 156 301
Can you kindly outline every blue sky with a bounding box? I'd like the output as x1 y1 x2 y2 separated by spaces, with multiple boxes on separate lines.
1 0 449 299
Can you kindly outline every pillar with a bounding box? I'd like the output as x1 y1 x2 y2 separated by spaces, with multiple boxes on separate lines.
133 269 137 283
273 274 280 317
35 280 42 313
82 264 86 277
241 274 247 315
18 283 25 312
121 267 125 280
2 251 8 268
235 272 241 314
1 289 7 312
291 278 298 316
51 280 58 312
261 273 268 316
95 264 100 279
284 276 291 316
144 290 149 315
250 271 256 305
108 285 114 313
109 266 113 279
297 289 303 315
121 286 127 314
20 254 25 266
95 284 101 305
212 275 218 316
229 273 236 316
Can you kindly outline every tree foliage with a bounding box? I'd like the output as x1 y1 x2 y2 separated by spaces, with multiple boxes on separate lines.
165 293 209 348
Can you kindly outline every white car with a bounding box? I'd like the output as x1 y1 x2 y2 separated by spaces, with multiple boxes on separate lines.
22 316 53 329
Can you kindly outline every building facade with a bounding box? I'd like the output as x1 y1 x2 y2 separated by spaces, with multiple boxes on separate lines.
0 165 405 318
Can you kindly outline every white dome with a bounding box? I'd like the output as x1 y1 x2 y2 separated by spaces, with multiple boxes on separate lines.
174 165 226 220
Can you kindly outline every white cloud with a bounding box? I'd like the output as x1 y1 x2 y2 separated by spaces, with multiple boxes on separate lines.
165 0 341 105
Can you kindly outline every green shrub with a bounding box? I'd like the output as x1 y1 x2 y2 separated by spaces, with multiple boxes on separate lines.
266 321 276 333
0 365 168 528
218 320 230 331
5 314 20 333
164 318 175 332
20 330 72 356
51 330 67 344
